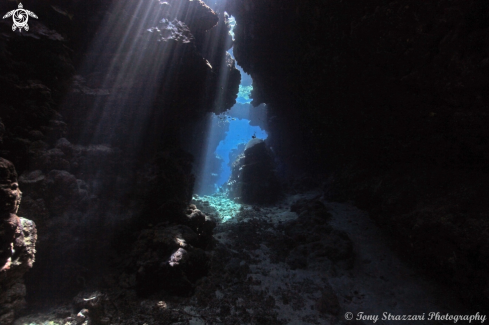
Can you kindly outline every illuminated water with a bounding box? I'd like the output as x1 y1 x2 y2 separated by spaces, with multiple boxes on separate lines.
215 119 267 186
206 20 268 191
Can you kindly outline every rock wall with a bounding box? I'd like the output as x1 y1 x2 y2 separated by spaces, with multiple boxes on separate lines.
226 0 489 307
0 158 37 324
62 0 239 148
0 0 239 305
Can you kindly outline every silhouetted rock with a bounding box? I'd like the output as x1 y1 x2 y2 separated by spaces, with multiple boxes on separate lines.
63 2 239 148
127 217 213 296
165 0 218 34
227 138 281 204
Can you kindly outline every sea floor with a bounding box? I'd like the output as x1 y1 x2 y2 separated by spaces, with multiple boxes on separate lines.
15 191 465 325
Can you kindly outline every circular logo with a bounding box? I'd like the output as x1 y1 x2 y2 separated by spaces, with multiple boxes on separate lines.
345 312 354 321
14 10 28 26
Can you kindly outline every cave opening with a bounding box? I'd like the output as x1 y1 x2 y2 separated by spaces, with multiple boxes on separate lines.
193 10 269 198
214 117 268 188
214 44 269 190
194 51 269 196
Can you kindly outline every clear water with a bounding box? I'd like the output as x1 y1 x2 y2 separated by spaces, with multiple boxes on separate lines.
210 18 267 189
228 16 236 41
215 119 267 186
237 85 253 104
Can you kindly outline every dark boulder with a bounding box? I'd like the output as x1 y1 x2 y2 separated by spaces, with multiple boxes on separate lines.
227 138 281 204
127 218 213 297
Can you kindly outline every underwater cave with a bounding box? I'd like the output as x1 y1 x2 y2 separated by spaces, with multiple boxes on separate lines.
0 0 488 324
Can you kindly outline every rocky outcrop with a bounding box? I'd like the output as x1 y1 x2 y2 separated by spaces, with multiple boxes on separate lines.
62 0 239 148
0 0 239 304
0 0 239 166
226 0 489 307
164 0 219 35
120 205 216 297
227 138 281 204
0 158 37 324
0 18 74 172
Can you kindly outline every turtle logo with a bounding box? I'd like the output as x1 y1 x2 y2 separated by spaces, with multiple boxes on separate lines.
3 3 38 32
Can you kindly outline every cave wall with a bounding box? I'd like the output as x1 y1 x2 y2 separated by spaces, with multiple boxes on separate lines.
0 0 239 309
0 159 37 324
226 0 489 307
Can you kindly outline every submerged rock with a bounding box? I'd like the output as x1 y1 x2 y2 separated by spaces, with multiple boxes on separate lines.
164 0 218 34
122 203 215 297
0 158 37 324
227 138 281 204
73 291 105 324
169 247 188 266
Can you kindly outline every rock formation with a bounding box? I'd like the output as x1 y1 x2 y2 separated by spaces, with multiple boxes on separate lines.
122 205 216 297
227 138 281 204
226 0 489 306
0 158 37 324
0 0 239 303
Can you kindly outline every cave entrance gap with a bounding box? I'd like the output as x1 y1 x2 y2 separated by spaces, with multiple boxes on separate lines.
212 16 268 191
194 13 268 196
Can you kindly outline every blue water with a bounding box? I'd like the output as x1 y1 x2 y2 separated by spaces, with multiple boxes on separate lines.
237 85 252 104
212 17 267 188
215 119 267 186
230 47 253 105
